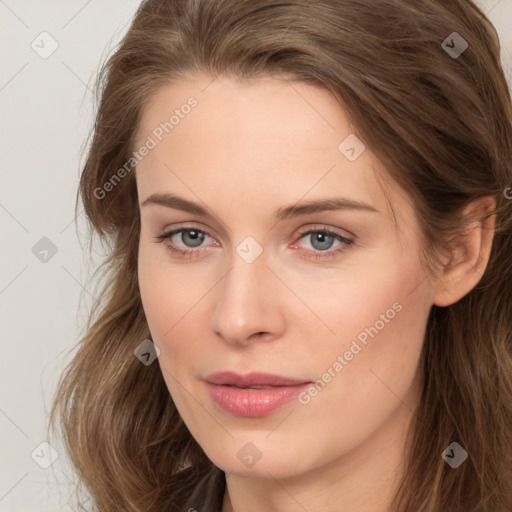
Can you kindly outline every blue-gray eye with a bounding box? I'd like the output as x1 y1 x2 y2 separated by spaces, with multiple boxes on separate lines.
179 229 205 247
309 232 335 251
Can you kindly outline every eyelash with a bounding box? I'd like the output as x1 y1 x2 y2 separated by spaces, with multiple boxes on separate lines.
153 225 354 260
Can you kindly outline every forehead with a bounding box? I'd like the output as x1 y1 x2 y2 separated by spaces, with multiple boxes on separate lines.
136 73 352 148
134 74 409 228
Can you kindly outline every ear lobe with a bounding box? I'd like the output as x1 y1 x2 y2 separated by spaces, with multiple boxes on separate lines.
433 196 496 308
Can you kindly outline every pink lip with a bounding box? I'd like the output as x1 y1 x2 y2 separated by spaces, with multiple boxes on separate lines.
205 371 311 417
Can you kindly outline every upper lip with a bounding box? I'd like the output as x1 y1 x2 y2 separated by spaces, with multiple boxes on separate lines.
205 371 311 387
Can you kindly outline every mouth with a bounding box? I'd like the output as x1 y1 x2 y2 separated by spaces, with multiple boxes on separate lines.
205 371 312 417
224 384 274 389
205 371 310 387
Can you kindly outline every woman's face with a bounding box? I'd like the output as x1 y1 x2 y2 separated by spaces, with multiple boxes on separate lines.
135 74 436 478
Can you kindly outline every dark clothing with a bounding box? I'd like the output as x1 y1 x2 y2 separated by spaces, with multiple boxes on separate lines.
182 465 226 512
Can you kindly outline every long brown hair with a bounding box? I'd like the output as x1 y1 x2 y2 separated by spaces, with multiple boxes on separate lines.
48 0 512 510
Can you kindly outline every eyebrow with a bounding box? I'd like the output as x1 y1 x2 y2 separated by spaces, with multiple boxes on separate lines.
140 193 378 219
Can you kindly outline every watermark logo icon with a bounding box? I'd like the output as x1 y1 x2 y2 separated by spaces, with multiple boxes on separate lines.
442 32 468 59
441 442 468 468
134 338 160 365
236 236 263 264
32 237 58 263
237 442 263 468
30 31 59 59
338 134 366 162
31 441 59 469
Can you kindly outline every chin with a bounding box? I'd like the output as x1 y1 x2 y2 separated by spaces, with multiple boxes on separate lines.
202 435 315 479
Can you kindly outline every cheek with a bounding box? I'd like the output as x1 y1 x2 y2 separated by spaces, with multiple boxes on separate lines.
318 273 429 422
138 254 203 421
299 246 431 404
138 244 213 385
138 241 203 336
287 240 430 357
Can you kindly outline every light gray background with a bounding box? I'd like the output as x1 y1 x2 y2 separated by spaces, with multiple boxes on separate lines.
1 1 511 510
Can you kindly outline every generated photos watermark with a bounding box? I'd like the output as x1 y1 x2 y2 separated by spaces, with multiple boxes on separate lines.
93 96 198 200
298 301 403 405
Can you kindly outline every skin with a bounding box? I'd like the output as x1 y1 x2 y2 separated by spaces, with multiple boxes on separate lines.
135 74 495 512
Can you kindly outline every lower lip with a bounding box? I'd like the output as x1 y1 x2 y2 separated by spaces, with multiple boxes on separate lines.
206 382 311 417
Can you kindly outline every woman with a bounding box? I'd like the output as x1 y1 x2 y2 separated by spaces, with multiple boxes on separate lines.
48 0 512 510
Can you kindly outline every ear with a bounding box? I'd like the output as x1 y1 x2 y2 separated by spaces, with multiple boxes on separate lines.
433 196 496 307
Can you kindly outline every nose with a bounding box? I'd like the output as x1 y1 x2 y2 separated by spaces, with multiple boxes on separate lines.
210 245 286 347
